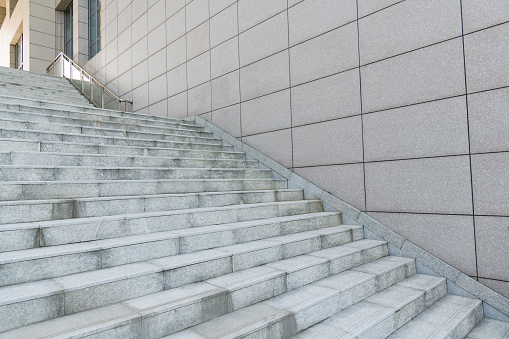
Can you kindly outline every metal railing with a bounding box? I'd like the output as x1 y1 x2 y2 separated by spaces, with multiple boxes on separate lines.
46 52 132 112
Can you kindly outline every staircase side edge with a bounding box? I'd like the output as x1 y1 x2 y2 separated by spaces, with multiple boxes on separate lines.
192 114 509 321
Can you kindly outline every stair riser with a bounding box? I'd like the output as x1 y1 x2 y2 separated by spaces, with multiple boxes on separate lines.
0 140 240 162
0 117 213 139
0 110 205 135
169 258 416 339
1 130 229 151
39 143 244 160
0 236 381 334
0 85 89 100
0 103 199 130
0 201 323 250
0 189 302 224
0 100 187 125
0 167 272 182
0 214 340 286
0 153 257 170
0 179 287 202
0 122 217 143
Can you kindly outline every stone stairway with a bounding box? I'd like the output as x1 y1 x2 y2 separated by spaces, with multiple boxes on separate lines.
0 67 507 338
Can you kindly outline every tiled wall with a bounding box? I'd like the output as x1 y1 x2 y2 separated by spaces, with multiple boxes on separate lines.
86 0 509 298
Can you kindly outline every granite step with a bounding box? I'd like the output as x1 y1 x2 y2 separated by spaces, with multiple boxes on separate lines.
0 116 214 139
0 95 189 124
165 256 418 338
0 128 231 152
466 317 509 339
0 152 256 169
0 236 388 334
387 294 483 339
0 139 243 159
0 109 205 133
295 273 448 338
0 212 345 286
0 120 218 143
0 165 272 182
0 188 302 224
0 200 324 251
0 177 287 202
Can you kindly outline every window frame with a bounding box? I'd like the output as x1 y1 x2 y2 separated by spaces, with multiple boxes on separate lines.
88 0 101 58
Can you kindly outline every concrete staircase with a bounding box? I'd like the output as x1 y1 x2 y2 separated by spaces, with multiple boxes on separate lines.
0 67 507 338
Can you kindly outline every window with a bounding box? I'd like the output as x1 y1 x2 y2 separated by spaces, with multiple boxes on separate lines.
88 0 100 58
15 34 23 70
64 2 73 57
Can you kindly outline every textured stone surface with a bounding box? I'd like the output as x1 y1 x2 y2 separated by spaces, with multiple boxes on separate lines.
471 153 509 216
361 37 465 113
290 23 358 86
464 23 509 93
363 97 469 161
365 156 473 214
468 88 509 153
358 0 462 64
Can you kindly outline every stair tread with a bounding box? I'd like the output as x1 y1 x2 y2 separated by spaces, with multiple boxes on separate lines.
0 212 339 263
388 294 482 339
466 318 509 339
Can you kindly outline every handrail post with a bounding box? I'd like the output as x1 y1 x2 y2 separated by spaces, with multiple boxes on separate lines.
101 87 104 109
80 69 84 94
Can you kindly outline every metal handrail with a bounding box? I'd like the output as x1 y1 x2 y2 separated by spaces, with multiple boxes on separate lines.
46 52 133 112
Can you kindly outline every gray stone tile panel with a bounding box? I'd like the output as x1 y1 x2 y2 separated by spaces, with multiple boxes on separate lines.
359 0 462 65
291 69 361 127
211 71 240 111
479 279 509 301
188 82 212 116
288 0 357 46
165 8 185 45
166 36 186 71
242 129 293 168
166 64 187 97
290 22 358 86
239 11 288 67
368 212 477 277
475 216 509 281
185 0 209 32
357 0 403 18
211 37 239 79
210 0 236 17
361 37 465 113
468 88 509 153
462 0 509 34
365 156 473 214
186 21 210 60
241 90 291 136
210 3 238 48
363 96 470 161
211 104 241 138
240 50 290 101
292 115 364 167
166 0 185 19
464 23 509 93
471 153 509 216
237 0 287 33
187 52 211 89
295 163 366 211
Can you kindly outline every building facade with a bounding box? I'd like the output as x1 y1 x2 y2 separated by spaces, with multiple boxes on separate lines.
1 0 508 299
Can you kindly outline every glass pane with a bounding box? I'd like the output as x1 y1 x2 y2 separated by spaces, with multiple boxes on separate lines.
71 64 81 88
54 58 63 77
103 93 119 110
91 82 101 107
83 74 91 101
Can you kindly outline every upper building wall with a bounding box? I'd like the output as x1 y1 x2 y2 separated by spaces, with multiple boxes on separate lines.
51 0 509 300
